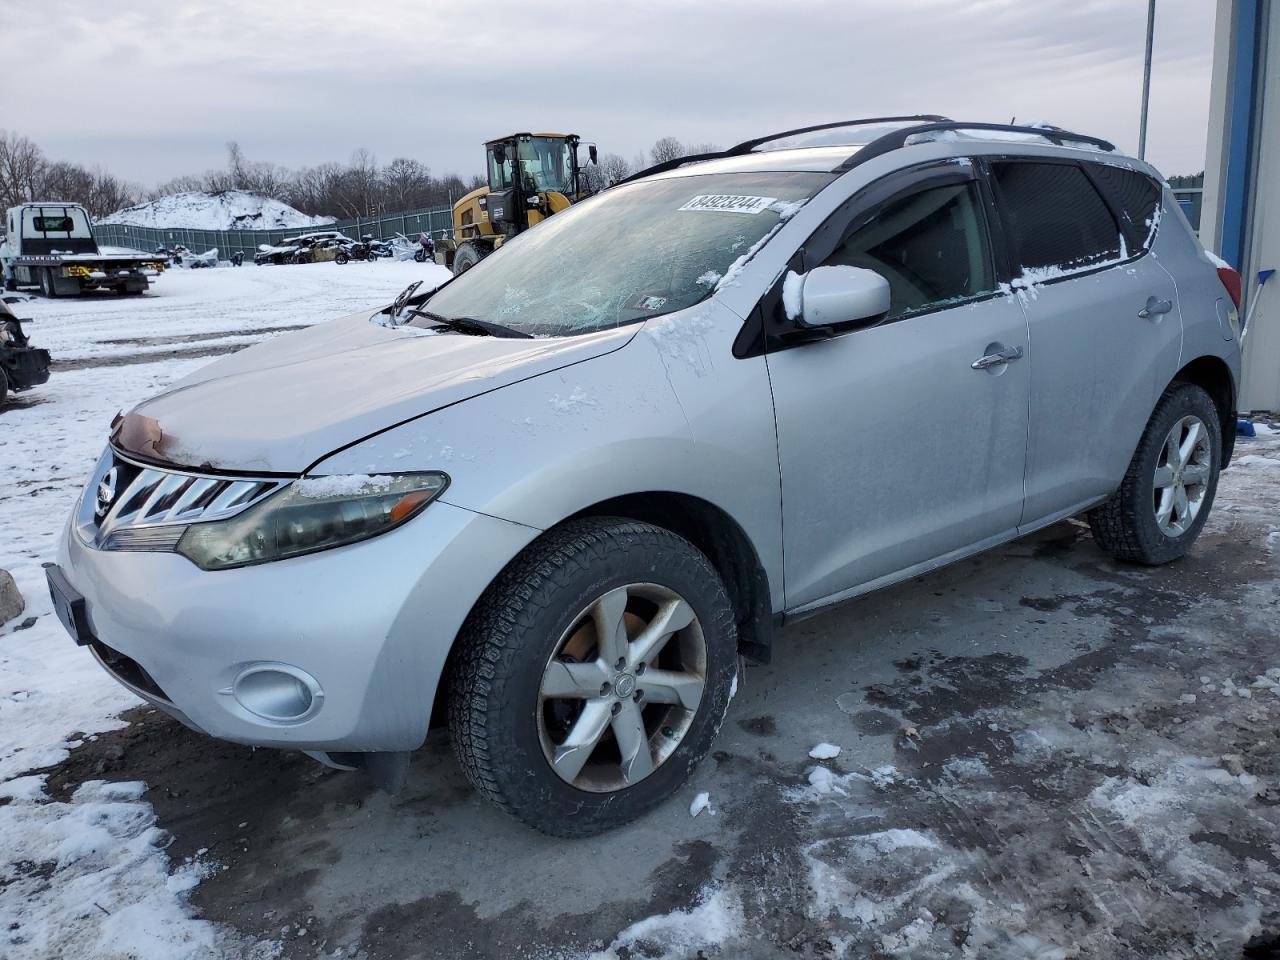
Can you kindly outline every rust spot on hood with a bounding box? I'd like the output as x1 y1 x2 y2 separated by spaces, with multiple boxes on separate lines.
112 410 166 459
112 410 215 471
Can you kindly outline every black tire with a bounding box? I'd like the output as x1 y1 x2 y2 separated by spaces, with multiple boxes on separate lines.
452 243 482 275
335 250 349 265
3 277 15 292
0 367 8 407
413 247 427 263
1088 382 1222 565
448 517 737 836
39 269 57 298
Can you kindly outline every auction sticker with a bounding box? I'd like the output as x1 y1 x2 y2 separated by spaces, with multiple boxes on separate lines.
679 195 778 215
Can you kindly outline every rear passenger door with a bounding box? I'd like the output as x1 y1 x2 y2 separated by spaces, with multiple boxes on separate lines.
986 159 1182 527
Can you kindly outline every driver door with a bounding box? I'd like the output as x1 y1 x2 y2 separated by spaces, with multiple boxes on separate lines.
764 163 1031 612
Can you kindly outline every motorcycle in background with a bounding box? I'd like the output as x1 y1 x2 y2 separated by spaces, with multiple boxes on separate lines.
335 234 394 265
413 232 436 263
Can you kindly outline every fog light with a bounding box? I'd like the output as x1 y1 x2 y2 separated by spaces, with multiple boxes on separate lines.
229 664 323 722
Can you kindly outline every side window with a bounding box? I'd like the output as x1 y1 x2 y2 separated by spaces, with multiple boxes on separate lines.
990 161 1122 272
819 181 995 319
1086 163 1162 252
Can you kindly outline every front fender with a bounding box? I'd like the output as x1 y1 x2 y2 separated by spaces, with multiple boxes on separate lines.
310 302 785 611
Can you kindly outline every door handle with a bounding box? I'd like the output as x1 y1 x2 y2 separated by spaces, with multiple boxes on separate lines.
1138 296 1173 319
971 345 1024 370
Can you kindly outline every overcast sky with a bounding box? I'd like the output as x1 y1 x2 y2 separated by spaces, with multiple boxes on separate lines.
3 0 1216 189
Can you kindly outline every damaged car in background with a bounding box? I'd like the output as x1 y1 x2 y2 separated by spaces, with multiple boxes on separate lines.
0 296 51 406
46 117 1243 835
252 230 352 265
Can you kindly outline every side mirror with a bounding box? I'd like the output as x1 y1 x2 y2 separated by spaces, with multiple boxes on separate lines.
789 265 891 329
492 144 507 165
588 144 599 165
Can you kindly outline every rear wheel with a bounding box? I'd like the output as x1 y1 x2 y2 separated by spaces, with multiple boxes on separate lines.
39 269 57 298
448 518 737 836
335 250 349 265
1088 383 1221 565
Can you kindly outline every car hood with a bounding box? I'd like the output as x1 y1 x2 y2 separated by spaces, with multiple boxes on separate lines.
113 309 635 473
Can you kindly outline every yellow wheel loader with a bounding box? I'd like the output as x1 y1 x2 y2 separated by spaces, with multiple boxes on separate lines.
437 133 597 275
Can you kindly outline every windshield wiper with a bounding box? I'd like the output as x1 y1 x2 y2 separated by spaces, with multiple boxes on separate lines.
407 309 532 339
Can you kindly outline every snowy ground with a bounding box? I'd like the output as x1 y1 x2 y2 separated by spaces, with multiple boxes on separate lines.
3 265 1280 958
0 260 447 959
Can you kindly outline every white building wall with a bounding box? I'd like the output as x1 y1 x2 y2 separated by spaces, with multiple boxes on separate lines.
1239 7 1279 411
1207 0 1278 411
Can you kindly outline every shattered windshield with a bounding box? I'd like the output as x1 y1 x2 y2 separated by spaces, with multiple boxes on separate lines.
421 171 831 337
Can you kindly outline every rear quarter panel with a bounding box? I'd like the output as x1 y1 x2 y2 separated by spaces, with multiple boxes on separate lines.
1151 186 1243 388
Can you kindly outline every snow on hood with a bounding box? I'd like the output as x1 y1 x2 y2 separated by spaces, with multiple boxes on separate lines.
112 311 635 473
100 190 334 231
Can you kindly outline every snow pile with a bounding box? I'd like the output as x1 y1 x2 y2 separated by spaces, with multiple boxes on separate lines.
688 791 713 817
101 191 334 231
589 887 742 960
0 777 274 959
809 742 841 760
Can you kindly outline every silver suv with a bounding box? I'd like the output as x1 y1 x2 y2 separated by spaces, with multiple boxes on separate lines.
48 118 1243 835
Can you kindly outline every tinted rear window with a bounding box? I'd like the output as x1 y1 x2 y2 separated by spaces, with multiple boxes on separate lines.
32 216 74 232
1086 163 1162 251
991 162 1122 272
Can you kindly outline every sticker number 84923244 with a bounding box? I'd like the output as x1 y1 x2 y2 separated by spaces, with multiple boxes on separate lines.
678 195 778 215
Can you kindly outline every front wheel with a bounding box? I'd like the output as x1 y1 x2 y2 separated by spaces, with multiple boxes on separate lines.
448 518 737 836
334 250 349 265
1088 382 1222 565
413 248 427 263
452 243 482 275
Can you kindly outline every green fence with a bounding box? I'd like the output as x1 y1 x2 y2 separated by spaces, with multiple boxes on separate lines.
92 204 457 258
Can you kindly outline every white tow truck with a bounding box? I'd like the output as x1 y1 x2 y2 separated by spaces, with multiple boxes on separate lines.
1 202 166 297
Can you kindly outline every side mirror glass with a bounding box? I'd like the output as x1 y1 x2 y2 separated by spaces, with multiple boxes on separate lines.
492 144 507 165
788 265 891 330
588 144 599 165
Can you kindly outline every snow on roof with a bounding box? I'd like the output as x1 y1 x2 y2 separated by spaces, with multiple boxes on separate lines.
99 190 335 231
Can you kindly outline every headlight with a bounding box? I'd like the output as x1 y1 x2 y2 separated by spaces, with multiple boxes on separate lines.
176 472 448 570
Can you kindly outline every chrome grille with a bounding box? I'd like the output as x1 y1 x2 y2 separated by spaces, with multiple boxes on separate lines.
75 448 292 552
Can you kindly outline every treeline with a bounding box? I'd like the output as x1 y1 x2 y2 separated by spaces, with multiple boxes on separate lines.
0 130 721 222
0 130 142 219
147 142 486 218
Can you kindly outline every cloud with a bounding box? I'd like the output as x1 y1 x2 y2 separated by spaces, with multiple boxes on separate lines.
1 0 1215 185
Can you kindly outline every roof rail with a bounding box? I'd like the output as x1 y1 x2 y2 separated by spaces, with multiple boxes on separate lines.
611 118 1117 188
726 115 952 154
612 115 952 187
841 121 1117 171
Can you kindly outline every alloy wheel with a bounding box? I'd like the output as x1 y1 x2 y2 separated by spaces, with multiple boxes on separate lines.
1153 414 1212 537
537 583 706 793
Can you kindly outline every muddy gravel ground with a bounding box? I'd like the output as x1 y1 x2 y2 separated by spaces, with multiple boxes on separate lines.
22 430 1280 960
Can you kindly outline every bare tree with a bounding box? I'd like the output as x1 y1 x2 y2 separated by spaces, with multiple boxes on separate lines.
649 136 685 166
382 157 433 210
600 152 632 184
149 174 206 199
0 130 47 210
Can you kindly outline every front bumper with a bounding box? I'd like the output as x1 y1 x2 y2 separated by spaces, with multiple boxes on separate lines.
55 498 538 752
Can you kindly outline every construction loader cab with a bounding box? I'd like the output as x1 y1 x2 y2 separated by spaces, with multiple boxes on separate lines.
439 132 597 275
